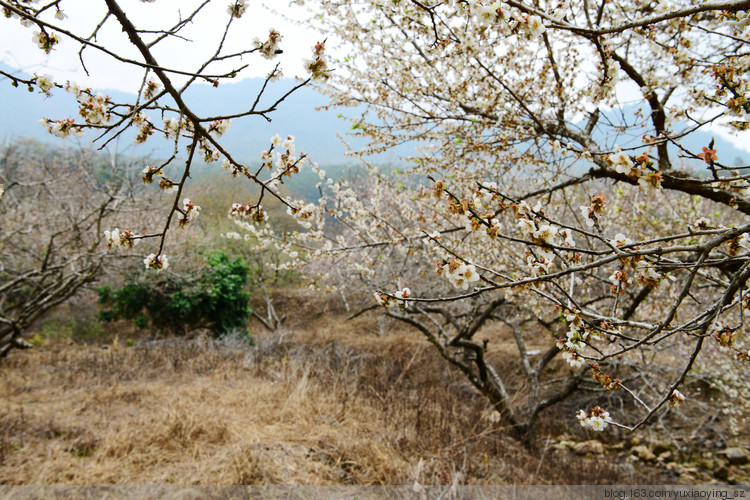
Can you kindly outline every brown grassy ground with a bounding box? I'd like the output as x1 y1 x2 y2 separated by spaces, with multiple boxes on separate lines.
0 306 669 485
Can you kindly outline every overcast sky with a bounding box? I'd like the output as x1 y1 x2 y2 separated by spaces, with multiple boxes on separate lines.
0 0 320 92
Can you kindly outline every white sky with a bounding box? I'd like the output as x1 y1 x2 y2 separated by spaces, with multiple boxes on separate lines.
0 0 320 92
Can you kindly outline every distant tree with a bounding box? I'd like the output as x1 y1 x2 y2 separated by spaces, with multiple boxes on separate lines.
0 140 146 358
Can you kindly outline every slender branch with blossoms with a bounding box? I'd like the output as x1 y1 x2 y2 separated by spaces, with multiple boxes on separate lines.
0 0 333 265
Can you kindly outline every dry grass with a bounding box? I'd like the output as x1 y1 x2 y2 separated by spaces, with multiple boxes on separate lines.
0 308 662 485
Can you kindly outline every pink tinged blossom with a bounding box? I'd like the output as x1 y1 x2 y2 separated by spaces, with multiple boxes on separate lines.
697 146 718 164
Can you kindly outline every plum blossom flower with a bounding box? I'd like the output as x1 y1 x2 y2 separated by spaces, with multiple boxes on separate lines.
608 146 633 175
561 350 585 368
635 260 661 287
668 389 685 409
474 5 497 26
177 198 201 227
227 0 247 17
144 253 169 271
35 73 54 95
697 146 718 164
517 218 536 237
533 224 558 245
440 260 481 290
711 320 736 348
32 31 58 53
282 135 296 153
638 171 662 191
610 233 633 247
526 15 546 38
394 287 411 308
608 269 630 288
104 228 138 249
486 218 502 239
577 406 612 431
255 29 282 59
692 217 712 230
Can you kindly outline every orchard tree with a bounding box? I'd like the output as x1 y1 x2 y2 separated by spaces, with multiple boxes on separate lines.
227 0 750 436
0 140 153 358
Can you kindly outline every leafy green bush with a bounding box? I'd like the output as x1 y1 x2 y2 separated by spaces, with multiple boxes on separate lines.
98 252 252 338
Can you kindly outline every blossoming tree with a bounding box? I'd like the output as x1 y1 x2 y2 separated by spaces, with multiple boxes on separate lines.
228 0 750 436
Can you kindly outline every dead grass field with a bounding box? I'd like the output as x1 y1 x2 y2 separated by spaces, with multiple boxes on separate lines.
0 306 673 485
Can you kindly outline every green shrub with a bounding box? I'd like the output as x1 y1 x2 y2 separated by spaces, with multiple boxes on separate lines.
98 252 252 338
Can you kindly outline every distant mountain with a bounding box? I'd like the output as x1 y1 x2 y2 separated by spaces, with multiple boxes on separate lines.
0 63 746 169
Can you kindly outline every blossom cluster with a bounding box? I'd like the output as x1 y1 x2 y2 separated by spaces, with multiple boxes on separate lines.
606 234 670 291
207 119 232 138
374 288 411 309
606 148 661 192
143 253 169 272
227 0 247 18
255 29 282 59
229 203 268 224
437 259 481 290
65 83 113 125
287 202 317 229
579 194 606 228
39 118 84 139
590 363 621 391
104 228 138 249
305 41 329 81
556 310 596 369
141 165 178 193
163 117 191 139
468 1 546 38
712 320 737 349
177 198 201 227
32 31 58 54
576 406 612 431
513 200 575 276
133 113 155 144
